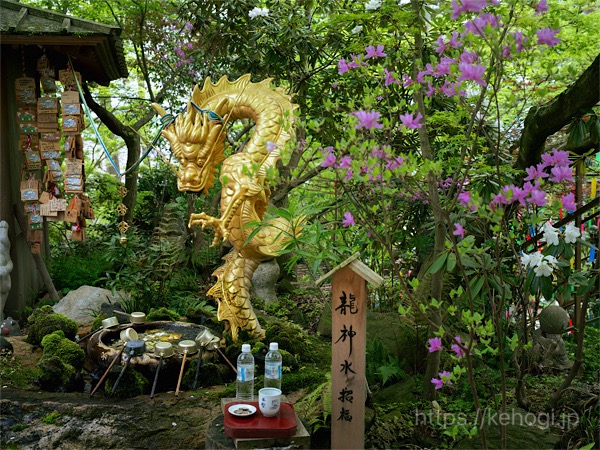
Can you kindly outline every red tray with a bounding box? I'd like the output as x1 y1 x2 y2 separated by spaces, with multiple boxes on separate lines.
224 401 297 439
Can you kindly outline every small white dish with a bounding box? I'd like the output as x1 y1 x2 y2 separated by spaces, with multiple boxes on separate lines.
228 404 257 417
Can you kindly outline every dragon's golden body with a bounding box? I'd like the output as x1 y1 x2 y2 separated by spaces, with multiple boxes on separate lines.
153 74 300 340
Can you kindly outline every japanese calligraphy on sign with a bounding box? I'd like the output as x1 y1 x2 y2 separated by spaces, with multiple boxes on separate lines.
317 253 383 450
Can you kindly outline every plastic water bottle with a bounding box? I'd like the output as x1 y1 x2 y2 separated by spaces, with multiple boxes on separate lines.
236 344 254 401
264 342 282 390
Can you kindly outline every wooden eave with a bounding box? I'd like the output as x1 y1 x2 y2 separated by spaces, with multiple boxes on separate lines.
0 0 128 85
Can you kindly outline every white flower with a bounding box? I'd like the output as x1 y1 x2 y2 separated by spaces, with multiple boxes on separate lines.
351 25 363 34
365 0 382 11
398 0 410 4
542 222 559 246
521 251 542 269
534 259 554 277
564 223 581 244
249 7 269 18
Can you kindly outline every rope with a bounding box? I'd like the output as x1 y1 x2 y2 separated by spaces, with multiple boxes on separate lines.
67 56 174 178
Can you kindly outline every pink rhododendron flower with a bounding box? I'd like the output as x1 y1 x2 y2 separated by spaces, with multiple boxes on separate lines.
402 74 413 87
528 188 547 207
348 53 364 69
321 151 337 168
549 166 573 183
425 81 436 98
338 156 352 169
453 223 465 239
431 378 444 389
459 50 479 64
436 57 455 76
428 337 442 352
534 0 548 15
537 28 561 47
435 36 447 54
458 191 471 206
451 336 465 358
457 62 487 86
384 68 400 86
365 44 387 59
266 141 277 152
513 31 526 53
342 212 355 227
448 31 462 47
399 112 423 129
338 58 349 74
524 164 549 181
464 14 501 36
562 192 576 211
351 110 384 130
451 0 488 19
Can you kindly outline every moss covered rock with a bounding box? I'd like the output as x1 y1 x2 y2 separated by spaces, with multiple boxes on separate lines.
26 305 78 346
147 307 180 322
40 330 84 369
105 369 149 399
37 355 83 392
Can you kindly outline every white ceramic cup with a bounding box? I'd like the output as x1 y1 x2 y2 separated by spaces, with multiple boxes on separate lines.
258 387 282 417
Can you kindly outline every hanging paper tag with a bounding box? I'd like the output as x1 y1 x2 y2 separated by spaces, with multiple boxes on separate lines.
40 203 58 217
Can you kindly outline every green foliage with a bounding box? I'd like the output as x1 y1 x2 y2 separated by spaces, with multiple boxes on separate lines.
41 412 62 425
146 307 181 322
0 355 40 389
295 373 332 433
37 355 79 392
48 242 111 294
25 306 78 346
99 230 210 316
104 369 149 399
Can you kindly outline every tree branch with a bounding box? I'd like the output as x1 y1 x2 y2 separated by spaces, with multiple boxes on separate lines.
517 53 600 169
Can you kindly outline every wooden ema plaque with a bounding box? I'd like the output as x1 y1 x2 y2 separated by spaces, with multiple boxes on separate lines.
318 253 383 450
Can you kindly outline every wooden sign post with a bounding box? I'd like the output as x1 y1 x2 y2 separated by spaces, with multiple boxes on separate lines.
317 253 383 450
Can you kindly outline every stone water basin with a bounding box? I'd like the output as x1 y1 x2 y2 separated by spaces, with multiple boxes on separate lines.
87 321 220 391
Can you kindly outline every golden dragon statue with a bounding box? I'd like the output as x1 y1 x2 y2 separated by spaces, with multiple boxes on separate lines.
152 74 301 341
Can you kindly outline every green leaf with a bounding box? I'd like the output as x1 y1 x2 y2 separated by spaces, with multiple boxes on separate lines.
469 276 485 299
446 252 457 272
428 253 448 274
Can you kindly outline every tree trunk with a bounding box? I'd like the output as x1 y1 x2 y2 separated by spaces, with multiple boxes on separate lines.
517 53 599 169
410 0 445 400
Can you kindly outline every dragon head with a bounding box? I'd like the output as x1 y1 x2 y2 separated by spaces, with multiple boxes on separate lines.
152 99 229 194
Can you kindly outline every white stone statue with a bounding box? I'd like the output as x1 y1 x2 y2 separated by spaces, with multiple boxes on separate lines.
0 221 13 320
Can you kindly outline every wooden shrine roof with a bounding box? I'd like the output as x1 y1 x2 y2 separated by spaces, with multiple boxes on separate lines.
0 0 128 85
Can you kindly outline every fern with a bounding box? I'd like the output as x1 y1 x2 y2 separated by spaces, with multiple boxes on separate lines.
295 373 332 431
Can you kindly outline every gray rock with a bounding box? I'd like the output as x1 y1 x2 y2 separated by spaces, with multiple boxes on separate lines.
52 286 129 325
252 259 280 305
454 407 562 449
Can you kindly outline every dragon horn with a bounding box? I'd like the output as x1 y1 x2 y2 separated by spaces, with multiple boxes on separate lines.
151 103 167 117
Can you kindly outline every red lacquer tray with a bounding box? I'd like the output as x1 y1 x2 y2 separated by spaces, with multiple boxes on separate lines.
223 401 297 439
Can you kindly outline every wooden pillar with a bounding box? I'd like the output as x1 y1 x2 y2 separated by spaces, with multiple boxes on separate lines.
331 265 366 450
318 253 383 450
